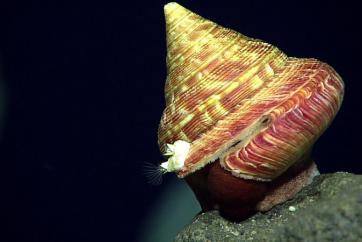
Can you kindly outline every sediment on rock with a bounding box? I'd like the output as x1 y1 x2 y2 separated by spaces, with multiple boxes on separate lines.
175 173 362 242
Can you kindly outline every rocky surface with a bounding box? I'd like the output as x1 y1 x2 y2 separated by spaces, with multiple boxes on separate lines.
175 173 362 242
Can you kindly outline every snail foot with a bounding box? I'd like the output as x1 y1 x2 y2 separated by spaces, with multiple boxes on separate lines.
256 160 319 211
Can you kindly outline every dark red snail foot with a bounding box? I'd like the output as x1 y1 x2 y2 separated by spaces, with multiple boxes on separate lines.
207 162 267 221
185 159 319 221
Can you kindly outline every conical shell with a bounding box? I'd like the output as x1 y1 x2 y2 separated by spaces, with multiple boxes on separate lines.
158 3 344 181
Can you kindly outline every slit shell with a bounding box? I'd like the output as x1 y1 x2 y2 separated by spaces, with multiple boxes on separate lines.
158 3 344 180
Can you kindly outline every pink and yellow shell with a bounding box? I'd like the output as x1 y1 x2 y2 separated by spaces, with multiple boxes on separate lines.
158 3 344 182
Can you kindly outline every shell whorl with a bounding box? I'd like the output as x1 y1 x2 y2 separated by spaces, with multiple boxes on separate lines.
158 3 344 180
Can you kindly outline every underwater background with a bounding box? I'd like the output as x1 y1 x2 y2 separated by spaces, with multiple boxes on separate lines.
2 0 361 241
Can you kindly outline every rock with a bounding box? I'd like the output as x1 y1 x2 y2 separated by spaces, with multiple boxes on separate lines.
175 172 362 242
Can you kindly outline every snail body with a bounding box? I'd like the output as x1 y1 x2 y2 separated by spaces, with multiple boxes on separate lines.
157 3 344 220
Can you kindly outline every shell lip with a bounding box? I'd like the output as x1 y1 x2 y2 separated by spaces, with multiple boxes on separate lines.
176 114 274 179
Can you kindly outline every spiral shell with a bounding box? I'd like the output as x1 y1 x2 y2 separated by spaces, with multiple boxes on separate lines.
158 3 344 181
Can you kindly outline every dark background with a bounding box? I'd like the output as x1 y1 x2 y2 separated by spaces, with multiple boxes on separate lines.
2 0 361 241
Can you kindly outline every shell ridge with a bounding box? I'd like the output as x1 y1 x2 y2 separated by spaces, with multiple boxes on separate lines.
166 32 241 97
160 46 288 144
178 60 339 177
221 64 343 179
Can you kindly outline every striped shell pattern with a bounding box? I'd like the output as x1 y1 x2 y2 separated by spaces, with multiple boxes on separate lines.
158 3 344 181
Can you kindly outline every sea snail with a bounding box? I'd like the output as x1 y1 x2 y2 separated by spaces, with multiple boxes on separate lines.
157 2 344 220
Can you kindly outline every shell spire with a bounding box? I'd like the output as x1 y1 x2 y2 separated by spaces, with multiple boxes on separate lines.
158 3 344 181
